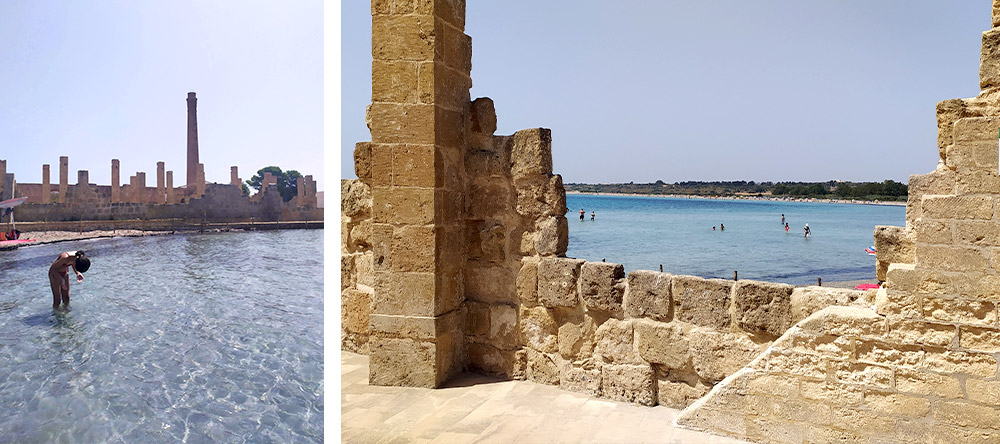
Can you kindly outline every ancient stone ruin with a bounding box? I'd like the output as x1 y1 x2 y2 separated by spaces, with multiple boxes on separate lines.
0 92 321 226
342 1 1000 442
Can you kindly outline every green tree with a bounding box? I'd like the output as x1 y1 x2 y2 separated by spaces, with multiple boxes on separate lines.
246 166 303 202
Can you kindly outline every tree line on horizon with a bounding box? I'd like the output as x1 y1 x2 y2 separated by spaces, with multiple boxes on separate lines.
565 180 908 201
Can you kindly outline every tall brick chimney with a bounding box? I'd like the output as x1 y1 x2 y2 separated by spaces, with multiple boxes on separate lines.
186 92 199 188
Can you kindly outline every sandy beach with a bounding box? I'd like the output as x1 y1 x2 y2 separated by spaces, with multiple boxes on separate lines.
566 191 906 207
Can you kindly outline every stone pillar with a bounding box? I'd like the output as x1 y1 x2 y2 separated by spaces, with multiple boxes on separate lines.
0 160 6 199
187 92 199 188
42 164 50 203
111 159 120 203
262 172 276 191
296 176 305 206
136 172 146 203
2 174 13 201
305 174 317 207
231 166 240 186
367 0 472 388
156 162 165 203
77 170 88 186
166 171 175 204
59 156 68 203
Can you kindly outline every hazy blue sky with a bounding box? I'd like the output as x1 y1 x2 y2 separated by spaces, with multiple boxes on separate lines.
342 1 990 184
1 1 323 191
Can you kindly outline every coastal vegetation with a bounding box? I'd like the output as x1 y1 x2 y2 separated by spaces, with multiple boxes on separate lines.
247 166 303 201
566 180 908 201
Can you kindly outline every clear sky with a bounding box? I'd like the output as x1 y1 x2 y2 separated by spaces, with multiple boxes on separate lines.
1 1 323 191
342 1 991 184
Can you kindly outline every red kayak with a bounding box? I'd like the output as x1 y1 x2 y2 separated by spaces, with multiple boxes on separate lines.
0 238 36 246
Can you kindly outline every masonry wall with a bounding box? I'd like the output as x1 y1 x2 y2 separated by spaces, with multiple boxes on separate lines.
675 3 1000 441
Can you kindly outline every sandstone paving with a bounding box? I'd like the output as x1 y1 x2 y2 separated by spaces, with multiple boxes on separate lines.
341 352 750 444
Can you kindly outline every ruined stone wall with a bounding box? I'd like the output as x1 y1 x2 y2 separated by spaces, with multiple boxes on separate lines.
676 4 1000 441
14 184 320 222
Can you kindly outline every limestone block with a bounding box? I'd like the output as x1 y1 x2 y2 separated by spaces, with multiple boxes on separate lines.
956 221 1000 247
789 286 860 323
766 349 828 379
600 364 655 406
372 186 434 225
467 343 518 378
366 103 436 145
922 195 995 220
960 326 1000 352
348 219 373 251
921 296 996 325
833 362 893 388
534 216 568 256
797 306 886 339
467 181 511 220
537 257 585 307
957 169 1000 194
672 275 732 329
369 336 437 387
489 304 518 349
884 263 950 294
594 318 643 364
689 328 764 383
519 305 557 353
885 318 956 347
516 257 539 306
559 361 601 397
656 377 711 409
557 314 597 360
510 128 552 179
514 174 566 219
342 289 372 335
465 266 516 304
354 142 372 180
857 340 924 368
469 97 497 135
937 98 973 158
525 348 560 385
732 280 794 337
864 391 931 418
356 251 375 289
915 218 952 245
372 15 435 62
924 349 997 377
578 261 626 314
341 179 372 218
967 378 1000 404
341 253 355 291
874 225 915 282
789 331 853 360
390 225 434 273
799 380 862 406
895 368 963 398
623 270 672 322
467 221 505 264
984 28 1000 90
464 300 490 337
932 400 1000 429
906 168 956 222
372 60 418 104
391 144 437 187
634 319 690 369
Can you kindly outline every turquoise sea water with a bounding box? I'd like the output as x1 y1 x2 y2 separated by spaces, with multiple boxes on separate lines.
566 194 906 285
0 230 323 443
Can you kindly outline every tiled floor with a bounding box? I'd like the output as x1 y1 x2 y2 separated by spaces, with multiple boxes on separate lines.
341 352 751 444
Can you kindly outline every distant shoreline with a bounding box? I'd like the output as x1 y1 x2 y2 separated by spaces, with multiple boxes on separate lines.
566 191 906 207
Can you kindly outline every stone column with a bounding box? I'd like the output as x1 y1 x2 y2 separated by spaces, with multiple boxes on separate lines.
296 176 305 206
367 0 472 388
59 156 68 203
2 174 13 201
42 164 50 203
111 159 120 203
187 92 199 188
0 160 6 199
231 166 240 186
136 172 146 203
166 171 175 204
262 172 275 192
156 162 165 203
197 163 206 197
77 170 88 186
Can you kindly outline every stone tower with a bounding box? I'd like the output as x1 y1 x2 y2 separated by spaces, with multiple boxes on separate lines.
186 92 199 188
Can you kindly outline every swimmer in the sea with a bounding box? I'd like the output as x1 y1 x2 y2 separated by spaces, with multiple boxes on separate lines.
49 251 90 309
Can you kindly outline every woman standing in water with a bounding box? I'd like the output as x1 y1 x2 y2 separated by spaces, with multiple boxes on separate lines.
49 251 90 309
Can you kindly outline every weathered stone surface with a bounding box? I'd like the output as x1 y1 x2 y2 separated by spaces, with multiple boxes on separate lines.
600 364 655 406
983 28 1000 89
464 300 489 337
559 361 601 397
489 304 518 349
537 257 585 307
732 280 794 337
921 195 995 220
354 142 372 180
369 336 438 387
788 331 853 360
766 349 828 379
895 368 963 398
594 318 643 364
885 318 956 347
342 179 373 218
907 168 957 222
557 313 597 360
923 349 997 377
833 362 892 388
342 288 373 334
623 270 672 322
579 261 626 313
857 340 924 368
469 97 497 135
519 305 557 353
534 216 568 256
515 256 539 306
789 286 860 323
465 266 516 304
689 328 764 383
960 326 1000 352
510 128 552 179
922 296 997 325
797 306 886 339
467 343 517 378
525 348 560 385
514 174 566 219
672 275 733 329
342 253 356 290
467 181 511 220
657 377 711 409
877 225 917 281
634 319 691 369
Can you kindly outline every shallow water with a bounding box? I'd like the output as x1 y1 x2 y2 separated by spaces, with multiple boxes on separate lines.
566 194 906 285
0 230 323 443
